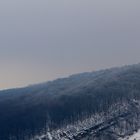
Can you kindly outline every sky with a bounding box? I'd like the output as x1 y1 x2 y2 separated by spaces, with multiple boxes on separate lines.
0 0 140 89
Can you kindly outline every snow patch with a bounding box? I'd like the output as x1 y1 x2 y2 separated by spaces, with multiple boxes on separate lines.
120 129 140 140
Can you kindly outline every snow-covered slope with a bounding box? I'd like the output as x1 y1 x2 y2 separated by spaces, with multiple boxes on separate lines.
33 99 140 140
120 129 140 140
1 64 140 140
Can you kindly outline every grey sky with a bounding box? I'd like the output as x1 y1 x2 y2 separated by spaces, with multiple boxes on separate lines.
0 0 140 89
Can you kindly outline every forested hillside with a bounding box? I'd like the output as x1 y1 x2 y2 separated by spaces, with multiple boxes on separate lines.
1 64 140 139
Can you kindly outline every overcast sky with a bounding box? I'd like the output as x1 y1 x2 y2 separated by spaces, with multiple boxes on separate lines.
0 0 140 89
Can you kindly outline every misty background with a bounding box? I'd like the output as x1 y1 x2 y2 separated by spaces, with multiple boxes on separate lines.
0 0 140 89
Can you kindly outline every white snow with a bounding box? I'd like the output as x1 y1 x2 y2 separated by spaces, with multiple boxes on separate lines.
47 132 53 140
120 129 140 140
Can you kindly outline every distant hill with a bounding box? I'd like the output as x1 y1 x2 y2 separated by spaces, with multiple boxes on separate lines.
1 64 140 140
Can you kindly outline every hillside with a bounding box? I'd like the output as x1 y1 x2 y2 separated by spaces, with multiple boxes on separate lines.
1 64 140 139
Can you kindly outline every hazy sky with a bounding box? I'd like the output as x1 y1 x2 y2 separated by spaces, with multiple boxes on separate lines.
0 0 140 89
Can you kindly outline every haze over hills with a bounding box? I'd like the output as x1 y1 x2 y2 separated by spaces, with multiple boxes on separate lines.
1 0 140 90
1 63 140 140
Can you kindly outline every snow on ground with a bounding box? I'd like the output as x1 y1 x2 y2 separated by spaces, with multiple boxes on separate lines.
120 129 140 140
